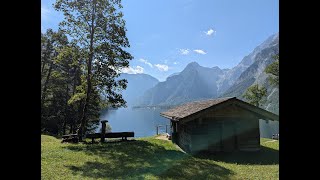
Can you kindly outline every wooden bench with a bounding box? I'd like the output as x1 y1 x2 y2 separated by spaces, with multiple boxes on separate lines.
61 134 79 143
86 132 134 143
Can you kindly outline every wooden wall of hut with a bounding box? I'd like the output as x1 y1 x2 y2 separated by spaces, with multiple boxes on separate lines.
175 105 260 153
177 123 192 152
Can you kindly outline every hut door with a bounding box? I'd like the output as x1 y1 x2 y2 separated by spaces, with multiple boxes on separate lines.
222 120 236 152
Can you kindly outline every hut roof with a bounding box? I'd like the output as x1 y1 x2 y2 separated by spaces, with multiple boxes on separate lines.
160 97 279 121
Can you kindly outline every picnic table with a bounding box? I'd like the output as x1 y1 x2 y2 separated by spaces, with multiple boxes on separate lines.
62 134 79 143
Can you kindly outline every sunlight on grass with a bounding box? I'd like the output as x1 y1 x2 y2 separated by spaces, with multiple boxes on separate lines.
41 135 278 179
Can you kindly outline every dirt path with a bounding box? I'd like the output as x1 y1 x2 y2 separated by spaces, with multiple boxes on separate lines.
155 134 169 141
264 140 278 143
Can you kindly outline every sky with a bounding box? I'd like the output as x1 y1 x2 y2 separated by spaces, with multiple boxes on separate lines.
41 0 279 81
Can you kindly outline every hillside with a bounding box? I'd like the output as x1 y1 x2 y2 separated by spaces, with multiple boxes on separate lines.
217 33 279 95
42 135 279 179
222 33 279 114
137 62 226 106
118 73 159 106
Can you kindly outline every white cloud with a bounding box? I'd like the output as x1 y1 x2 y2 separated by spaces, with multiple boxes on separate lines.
138 58 153 68
205 28 216 36
173 62 179 65
179 49 190 55
193 49 207 55
155 64 169 71
121 66 144 74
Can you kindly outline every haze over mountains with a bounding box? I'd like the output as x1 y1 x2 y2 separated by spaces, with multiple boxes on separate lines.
223 33 279 114
120 33 279 115
118 73 159 106
136 62 227 106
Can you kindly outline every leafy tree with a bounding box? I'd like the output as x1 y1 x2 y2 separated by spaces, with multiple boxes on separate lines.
41 29 70 134
265 54 279 87
53 43 85 134
243 84 267 107
41 29 93 136
41 29 68 109
54 0 133 139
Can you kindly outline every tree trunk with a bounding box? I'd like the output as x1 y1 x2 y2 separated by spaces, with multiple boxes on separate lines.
70 123 73 134
41 39 52 80
41 60 54 109
63 120 67 135
70 66 80 134
78 0 96 141
41 60 46 80
63 83 69 135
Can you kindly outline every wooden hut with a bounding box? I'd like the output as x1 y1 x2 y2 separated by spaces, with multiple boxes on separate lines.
160 97 279 153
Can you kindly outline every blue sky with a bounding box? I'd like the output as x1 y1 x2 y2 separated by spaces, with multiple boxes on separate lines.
42 0 279 81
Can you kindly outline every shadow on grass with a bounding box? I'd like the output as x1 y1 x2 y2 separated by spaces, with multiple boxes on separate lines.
64 140 233 179
194 146 279 165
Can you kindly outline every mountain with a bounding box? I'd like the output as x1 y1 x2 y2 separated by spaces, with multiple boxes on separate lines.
222 33 279 114
217 33 280 95
135 33 279 111
132 33 279 138
137 62 226 106
167 72 180 79
118 73 159 106
220 33 279 138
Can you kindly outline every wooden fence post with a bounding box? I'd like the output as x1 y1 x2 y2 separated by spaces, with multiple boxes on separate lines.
101 120 108 143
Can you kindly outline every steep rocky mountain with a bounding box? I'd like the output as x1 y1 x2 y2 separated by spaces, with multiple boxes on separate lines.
217 33 279 95
118 73 159 106
222 33 279 114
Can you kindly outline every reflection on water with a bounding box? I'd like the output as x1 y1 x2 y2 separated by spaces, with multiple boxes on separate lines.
99 107 170 137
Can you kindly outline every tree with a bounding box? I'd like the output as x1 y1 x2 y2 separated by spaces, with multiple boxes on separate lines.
41 28 93 136
55 0 133 140
41 29 69 109
53 43 85 134
243 84 267 107
265 54 279 87
41 29 71 134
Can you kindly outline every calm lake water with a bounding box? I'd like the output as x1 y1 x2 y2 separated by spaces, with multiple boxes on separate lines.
99 107 170 137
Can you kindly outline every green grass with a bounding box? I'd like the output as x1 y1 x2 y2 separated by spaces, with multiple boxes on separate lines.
41 135 278 180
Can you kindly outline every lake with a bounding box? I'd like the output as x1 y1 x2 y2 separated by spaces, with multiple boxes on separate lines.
99 107 170 137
